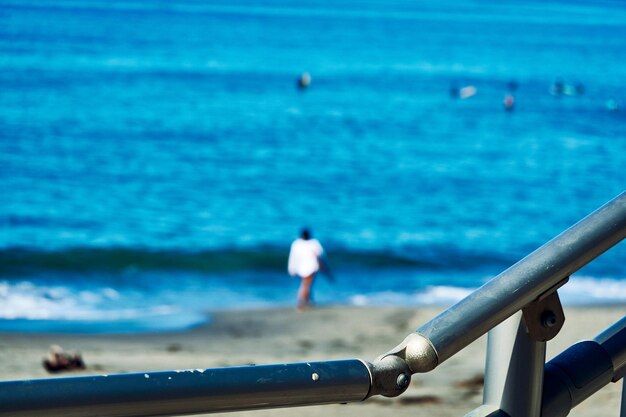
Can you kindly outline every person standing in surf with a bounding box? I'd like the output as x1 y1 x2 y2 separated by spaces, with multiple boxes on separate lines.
287 228 328 311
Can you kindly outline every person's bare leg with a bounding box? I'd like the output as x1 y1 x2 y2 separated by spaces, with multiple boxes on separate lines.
297 275 314 311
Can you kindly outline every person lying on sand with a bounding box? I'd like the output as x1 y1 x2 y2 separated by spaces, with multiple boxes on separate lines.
42 345 85 373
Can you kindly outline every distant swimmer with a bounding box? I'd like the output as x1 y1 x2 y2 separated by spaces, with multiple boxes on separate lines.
459 85 477 99
606 99 620 112
575 82 585 95
503 94 515 111
449 84 460 98
449 84 477 99
550 79 564 96
297 72 311 89
563 83 580 96
287 228 330 311
550 79 584 97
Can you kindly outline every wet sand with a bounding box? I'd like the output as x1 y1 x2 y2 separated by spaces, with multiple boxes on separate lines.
1 305 624 416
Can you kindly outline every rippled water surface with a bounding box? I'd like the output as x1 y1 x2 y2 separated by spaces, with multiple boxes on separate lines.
1 0 625 332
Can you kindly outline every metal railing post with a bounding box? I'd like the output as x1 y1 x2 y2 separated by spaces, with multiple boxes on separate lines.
483 312 546 417
619 378 626 417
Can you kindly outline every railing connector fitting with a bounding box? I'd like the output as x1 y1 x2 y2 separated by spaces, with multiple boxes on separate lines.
366 355 412 398
522 278 568 342
365 333 438 398
379 333 439 374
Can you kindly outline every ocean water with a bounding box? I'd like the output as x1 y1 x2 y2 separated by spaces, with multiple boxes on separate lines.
1 0 625 333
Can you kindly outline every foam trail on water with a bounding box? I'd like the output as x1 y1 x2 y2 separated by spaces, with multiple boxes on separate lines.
348 276 626 308
349 286 476 307
559 276 626 305
0 281 172 320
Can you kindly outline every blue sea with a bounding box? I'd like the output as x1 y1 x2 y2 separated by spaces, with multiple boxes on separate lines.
1 0 625 333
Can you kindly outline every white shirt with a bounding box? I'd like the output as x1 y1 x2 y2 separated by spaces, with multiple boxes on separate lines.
288 238 324 278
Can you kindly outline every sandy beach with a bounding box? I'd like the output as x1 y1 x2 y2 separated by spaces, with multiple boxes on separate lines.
1 305 624 417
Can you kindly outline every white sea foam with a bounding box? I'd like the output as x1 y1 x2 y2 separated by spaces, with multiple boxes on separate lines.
350 286 475 307
349 276 626 307
1 275 622 332
413 286 475 305
559 276 626 304
0 280 168 321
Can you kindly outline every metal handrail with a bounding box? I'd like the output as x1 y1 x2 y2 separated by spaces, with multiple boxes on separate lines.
0 360 373 417
412 190 626 367
0 191 624 417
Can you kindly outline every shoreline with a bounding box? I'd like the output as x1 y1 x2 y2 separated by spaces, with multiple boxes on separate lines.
2 300 624 335
1 305 624 417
